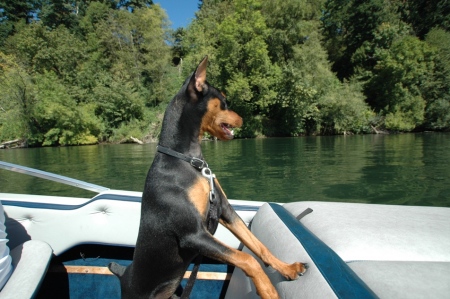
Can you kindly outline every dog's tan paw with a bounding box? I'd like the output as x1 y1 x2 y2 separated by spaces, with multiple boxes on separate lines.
283 262 308 280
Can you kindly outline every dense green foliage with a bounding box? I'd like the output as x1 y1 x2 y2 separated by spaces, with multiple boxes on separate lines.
322 0 450 132
0 0 449 146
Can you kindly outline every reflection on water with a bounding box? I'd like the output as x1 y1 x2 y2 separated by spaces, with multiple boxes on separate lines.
1 133 449 207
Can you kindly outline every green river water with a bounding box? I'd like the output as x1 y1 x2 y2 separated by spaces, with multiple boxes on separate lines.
1 133 449 207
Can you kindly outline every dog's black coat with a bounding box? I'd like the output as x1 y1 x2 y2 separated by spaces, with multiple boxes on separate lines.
109 57 306 299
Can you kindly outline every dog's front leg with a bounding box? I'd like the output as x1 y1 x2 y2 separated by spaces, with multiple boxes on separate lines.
184 232 280 299
219 201 307 281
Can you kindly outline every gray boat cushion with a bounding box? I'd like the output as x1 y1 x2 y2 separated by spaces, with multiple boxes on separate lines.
226 201 450 299
283 201 450 262
226 203 376 299
283 202 450 298
0 240 53 299
226 201 338 299
348 261 450 299
0 203 12 290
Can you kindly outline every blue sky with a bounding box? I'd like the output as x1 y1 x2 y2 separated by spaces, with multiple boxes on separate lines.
153 0 201 29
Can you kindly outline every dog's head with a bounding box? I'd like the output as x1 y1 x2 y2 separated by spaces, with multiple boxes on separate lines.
186 56 243 141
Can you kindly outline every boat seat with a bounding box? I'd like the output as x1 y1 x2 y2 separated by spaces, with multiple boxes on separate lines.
283 201 450 299
0 240 53 299
225 202 450 299
1 191 255 256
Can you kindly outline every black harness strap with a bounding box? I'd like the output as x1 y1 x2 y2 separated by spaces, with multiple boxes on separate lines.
180 255 202 299
181 194 220 299
181 197 220 299
207 197 220 233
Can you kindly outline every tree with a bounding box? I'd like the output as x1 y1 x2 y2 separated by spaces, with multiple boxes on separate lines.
182 0 279 137
39 0 79 30
401 0 450 38
93 72 144 133
0 52 101 146
351 21 412 83
116 0 153 11
0 53 35 142
261 0 370 136
0 0 37 24
1 2 176 144
79 4 171 105
262 0 323 63
0 0 39 47
423 28 450 130
269 26 370 136
181 0 373 137
216 0 279 129
32 71 100 146
320 82 373 134
171 27 187 65
3 0 448 145
322 0 398 80
365 36 435 131
4 22 86 86
322 0 450 131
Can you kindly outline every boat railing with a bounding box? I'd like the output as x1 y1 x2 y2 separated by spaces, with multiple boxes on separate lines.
0 161 110 193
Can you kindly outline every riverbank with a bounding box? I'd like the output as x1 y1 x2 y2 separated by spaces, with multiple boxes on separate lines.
0 139 25 149
1 129 448 149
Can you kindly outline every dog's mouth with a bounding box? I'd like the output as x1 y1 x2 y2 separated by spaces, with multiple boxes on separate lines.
220 123 235 139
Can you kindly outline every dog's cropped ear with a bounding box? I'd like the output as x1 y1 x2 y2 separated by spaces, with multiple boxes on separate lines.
195 56 207 92
187 56 208 101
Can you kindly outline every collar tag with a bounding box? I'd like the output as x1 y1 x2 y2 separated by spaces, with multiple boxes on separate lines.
201 167 216 203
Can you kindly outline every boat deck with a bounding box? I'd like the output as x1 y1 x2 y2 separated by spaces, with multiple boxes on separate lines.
2 191 450 298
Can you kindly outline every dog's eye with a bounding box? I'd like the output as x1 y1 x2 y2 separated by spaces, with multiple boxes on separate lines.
220 99 228 110
223 99 230 109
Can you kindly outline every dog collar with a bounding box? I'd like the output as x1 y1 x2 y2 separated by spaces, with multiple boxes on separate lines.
157 145 208 170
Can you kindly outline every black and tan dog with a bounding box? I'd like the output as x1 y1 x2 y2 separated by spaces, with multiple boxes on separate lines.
109 57 307 299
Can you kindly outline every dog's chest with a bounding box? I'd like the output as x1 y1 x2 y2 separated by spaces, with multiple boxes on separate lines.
187 176 222 233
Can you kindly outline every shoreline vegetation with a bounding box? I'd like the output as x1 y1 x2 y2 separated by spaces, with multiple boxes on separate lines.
1 0 449 148
1 129 439 150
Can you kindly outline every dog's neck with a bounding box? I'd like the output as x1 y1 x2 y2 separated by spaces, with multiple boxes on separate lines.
158 93 203 159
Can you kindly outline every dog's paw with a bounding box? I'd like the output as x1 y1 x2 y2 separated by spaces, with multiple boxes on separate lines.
283 262 308 280
298 263 309 276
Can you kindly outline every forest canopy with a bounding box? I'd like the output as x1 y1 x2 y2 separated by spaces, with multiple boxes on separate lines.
0 0 449 146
